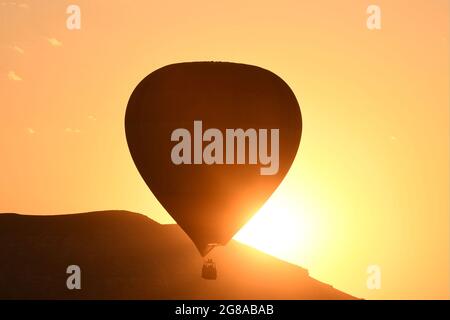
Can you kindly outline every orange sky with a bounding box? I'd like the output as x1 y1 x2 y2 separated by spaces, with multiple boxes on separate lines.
1 0 449 299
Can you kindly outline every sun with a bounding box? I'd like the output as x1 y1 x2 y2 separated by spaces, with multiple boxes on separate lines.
234 191 318 265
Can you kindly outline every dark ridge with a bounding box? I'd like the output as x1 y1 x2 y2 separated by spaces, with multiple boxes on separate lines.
0 211 357 299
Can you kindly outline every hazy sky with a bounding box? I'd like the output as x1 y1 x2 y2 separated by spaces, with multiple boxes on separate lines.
1 0 448 299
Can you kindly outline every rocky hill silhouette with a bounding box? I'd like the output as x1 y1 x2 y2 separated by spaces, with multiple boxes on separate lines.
0 211 356 299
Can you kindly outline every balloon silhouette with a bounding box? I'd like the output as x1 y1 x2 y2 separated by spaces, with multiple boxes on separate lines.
125 62 301 257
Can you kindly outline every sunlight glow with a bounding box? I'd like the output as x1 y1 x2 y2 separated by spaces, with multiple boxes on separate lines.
234 191 318 265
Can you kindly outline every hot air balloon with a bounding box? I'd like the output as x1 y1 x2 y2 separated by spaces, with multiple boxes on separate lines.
125 62 301 279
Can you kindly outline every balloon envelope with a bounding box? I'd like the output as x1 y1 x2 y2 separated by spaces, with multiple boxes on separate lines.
125 62 302 256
